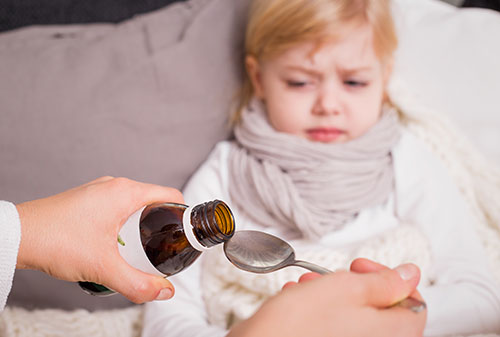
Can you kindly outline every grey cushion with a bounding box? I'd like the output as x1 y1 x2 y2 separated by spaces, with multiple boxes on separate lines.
0 0 249 310
0 0 186 32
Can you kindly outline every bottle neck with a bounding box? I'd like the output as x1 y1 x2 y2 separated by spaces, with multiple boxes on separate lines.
189 200 235 248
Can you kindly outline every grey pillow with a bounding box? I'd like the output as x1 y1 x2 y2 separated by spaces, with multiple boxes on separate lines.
0 0 249 310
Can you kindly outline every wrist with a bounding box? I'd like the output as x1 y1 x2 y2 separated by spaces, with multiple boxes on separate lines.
16 201 40 270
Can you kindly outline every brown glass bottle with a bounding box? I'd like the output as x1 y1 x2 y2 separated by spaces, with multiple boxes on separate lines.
79 200 235 296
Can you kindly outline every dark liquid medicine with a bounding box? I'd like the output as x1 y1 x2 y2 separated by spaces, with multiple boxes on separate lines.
80 200 235 296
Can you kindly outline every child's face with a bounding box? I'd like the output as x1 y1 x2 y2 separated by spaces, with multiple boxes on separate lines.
247 24 391 143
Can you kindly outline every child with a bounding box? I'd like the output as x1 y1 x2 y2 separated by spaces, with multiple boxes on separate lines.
143 0 500 336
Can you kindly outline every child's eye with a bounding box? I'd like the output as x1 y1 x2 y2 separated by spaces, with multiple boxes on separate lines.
286 80 309 88
344 80 367 87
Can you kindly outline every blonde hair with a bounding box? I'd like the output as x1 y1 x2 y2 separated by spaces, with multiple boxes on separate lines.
232 0 398 123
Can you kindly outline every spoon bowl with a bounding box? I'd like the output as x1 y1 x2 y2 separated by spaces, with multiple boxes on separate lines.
223 230 331 274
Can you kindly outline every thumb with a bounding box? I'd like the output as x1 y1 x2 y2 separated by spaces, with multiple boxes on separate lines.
359 263 421 308
350 257 389 273
101 254 175 304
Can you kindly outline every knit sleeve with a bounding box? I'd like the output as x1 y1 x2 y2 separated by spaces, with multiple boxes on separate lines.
0 201 21 312
142 141 232 337
393 131 500 336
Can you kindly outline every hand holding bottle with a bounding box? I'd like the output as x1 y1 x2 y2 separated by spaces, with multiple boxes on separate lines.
80 199 235 296
15 176 183 303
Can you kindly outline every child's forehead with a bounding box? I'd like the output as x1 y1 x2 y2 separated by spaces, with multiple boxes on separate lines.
272 25 378 69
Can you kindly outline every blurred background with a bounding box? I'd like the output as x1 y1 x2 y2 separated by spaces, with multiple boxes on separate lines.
0 0 499 33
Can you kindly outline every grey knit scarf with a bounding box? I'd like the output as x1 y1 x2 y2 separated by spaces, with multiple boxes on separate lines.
228 99 401 239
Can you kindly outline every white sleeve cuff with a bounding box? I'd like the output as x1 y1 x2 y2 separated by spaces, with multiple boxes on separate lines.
0 200 21 312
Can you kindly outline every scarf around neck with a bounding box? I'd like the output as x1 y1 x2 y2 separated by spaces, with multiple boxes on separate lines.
228 99 401 239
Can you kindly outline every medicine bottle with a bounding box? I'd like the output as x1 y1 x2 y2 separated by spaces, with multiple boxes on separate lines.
79 200 235 296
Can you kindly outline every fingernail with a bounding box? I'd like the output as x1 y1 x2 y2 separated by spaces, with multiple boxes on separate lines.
155 288 173 300
395 264 417 281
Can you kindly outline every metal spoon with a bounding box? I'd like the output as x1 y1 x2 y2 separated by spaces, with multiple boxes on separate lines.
223 230 426 313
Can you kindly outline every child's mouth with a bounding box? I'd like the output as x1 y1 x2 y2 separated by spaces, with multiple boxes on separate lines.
306 127 345 143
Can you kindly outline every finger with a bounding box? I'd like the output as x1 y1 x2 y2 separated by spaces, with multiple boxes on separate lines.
131 181 185 208
298 272 322 283
282 281 297 290
102 178 185 216
283 272 322 290
351 260 425 310
350 258 388 273
101 254 175 303
92 176 115 184
82 176 115 187
409 289 425 302
357 264 421 308
373 305 427 337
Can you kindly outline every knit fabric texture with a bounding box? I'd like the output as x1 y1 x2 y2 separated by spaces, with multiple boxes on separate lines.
229 100 401 239
0 306 142 337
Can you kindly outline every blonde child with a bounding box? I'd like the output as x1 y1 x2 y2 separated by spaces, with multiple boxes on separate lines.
143 0 500 336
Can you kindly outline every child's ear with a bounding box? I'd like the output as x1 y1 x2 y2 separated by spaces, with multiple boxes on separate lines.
245 55 265 99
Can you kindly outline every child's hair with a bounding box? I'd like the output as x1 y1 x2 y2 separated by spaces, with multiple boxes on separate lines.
232 0 398 124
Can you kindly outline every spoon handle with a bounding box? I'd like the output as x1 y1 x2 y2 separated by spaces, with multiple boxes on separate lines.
292 260 333 275
292 260 426 313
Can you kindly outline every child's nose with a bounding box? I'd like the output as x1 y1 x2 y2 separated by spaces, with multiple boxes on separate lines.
312 86 342 116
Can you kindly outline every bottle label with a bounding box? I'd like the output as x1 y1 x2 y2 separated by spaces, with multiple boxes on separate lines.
183 205 211 252
118 207 166 277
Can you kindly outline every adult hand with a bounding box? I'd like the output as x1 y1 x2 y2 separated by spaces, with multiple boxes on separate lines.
15 176 184 304
229 259 426 337
285 258 425 302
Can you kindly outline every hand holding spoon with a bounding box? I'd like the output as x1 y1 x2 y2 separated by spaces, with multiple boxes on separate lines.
223 230 426 313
